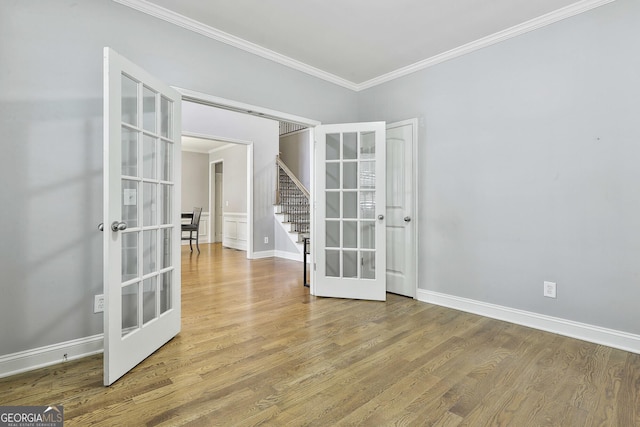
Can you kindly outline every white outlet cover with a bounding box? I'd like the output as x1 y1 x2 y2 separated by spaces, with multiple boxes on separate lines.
94 294 105 313
543 281 557 298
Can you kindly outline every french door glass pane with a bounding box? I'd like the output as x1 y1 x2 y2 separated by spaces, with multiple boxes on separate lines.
143 230 157 275
122 127 138 177
343 162 357 189
161 228 171 269
160 271 172 314
343 133 357 160
143 277 157 325
160 96 171 138
326 192 340 218
159 140 172 181
361 131 375 159
343 221 357 248
121 283 139 337
362 251 376 279
343 192 357 219
143 86 157 133
122 180 138 228
343 251 357 278
326 221 340 248
143 182 157 226
360 161 375 189
326 250 340 277
122 232 138 282
360 191 375 219
326 163 340 189
121 75 138 126
361 222 375 249
159 184 172 225
326 134 340 160
143 135 157 179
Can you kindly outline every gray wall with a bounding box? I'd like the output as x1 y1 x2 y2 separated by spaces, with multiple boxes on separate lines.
279 130 311 190
0 0 356 357
209 144 248 214
181 151 209 213
358 0 640 335
1 0 637 363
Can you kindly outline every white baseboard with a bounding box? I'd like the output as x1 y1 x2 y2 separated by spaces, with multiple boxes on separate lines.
417 290 640 355
250 250 275 259
0 334 104 379
274 250 303 262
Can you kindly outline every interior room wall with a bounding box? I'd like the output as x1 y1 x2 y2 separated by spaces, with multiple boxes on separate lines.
357 0 640 336
279 129 311 190
209 144 248 214
183 101 278 254
0 0 357 360
181 151 209 213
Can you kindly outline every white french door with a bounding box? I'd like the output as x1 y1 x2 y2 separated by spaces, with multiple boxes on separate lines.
103 48 182 386
314 122 386 301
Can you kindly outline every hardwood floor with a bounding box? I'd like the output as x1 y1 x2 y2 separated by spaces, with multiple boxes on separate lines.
1 243 638 426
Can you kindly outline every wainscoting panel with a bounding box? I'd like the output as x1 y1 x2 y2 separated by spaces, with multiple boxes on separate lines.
223 213 247 251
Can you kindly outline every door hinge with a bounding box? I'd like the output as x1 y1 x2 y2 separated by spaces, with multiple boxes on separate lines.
314 263 317 271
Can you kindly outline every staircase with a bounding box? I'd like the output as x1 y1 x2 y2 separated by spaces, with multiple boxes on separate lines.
274 156 309 258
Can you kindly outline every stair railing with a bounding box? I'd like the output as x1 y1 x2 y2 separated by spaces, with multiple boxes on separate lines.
276 155 310 234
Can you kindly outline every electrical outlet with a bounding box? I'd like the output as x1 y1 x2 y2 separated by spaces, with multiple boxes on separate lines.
264 236 269 244
543 281 557 298
94 294 105 313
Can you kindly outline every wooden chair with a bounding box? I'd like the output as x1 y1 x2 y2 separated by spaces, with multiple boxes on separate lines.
181 207 203 253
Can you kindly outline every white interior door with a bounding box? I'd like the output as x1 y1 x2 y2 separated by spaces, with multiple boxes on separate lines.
103 47 182 386
314 122 386 301
386 120 417 297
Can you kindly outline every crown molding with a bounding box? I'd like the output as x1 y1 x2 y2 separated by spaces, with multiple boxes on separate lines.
113 0 359 91
115 0 615 93
357 0 616 90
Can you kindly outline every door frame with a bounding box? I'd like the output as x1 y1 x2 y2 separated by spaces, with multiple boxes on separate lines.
386 119 419 299
208 159 223 243
181 131 254 256
175 87 320 263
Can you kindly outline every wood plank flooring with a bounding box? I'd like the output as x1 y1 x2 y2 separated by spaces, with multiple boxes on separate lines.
1 243 638 426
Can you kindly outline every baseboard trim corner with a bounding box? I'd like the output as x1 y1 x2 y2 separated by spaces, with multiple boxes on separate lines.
250 250 275 259
0 334 104 379
417 289 640 355
274 250 303 262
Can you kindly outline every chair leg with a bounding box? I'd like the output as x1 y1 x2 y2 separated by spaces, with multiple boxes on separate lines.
189 231 193 252
196 231 200 253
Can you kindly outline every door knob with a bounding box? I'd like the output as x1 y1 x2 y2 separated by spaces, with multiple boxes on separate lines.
98 223 104 231
378 214 384 220
110 221 128 232
404 216 412 222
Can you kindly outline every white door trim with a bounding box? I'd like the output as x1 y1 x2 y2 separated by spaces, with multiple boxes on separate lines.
175 88 318 261
182 131 254 257
174 87 321 128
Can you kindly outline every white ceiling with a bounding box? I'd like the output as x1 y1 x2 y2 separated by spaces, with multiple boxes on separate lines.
121 0 612 89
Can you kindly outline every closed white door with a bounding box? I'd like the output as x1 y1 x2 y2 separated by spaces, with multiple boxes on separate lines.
103 47 182 385
386 120 417 297
314 122 386 301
